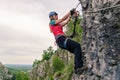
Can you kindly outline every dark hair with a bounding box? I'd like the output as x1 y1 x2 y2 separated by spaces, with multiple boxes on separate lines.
49 16 54 21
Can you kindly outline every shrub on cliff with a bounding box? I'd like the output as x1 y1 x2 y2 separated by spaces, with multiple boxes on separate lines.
52 56 65 72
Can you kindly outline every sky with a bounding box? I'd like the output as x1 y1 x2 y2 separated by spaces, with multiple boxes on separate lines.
0 0 81 64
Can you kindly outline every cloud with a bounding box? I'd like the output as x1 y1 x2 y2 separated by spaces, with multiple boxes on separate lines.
0 0 55 64
0 0 81 64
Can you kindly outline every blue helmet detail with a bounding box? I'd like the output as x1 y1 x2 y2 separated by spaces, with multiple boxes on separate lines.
49 11 58 17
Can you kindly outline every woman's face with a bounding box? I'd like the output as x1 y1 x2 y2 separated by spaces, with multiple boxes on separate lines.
53 14 58 20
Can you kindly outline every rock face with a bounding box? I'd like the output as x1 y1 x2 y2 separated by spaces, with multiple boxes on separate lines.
0 62 13 80
72 0 120 80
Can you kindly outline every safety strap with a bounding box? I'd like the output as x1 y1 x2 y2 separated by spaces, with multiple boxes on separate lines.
68 15 78 38
75 2 80 9
83 4 120 13
67 2 81 38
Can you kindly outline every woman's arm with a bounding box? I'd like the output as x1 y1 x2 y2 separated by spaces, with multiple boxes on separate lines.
60 16 71 27
55 12 70 24
60 11 79 27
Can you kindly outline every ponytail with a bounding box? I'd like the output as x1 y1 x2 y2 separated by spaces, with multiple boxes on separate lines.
49 16 54 21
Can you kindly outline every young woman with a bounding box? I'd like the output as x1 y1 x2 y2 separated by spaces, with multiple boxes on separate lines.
49 10 87 74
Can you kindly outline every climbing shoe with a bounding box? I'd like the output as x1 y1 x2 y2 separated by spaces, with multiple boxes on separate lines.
75 65 88 74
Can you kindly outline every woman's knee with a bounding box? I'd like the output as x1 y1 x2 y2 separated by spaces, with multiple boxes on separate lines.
75 43 81 49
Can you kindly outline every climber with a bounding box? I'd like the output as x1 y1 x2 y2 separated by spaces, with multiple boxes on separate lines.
48 9 87 74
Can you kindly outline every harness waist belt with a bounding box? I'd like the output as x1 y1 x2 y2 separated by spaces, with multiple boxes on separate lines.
55 34 65 40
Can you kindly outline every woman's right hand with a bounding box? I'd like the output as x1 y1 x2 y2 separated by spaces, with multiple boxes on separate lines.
70 8 76 16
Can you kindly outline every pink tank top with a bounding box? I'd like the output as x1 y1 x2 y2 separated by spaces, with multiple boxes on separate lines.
50 24 64 37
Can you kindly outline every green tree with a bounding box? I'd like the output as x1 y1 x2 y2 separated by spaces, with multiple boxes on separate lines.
32 46 54 68
66 16 83 42
15 71 29 80
32 59 41 68
42 46 54 61
52 56 65 72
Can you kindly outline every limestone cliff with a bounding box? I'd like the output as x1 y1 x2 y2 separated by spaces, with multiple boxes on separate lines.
72 0 120 80
29 50 74 80
0 62 13 80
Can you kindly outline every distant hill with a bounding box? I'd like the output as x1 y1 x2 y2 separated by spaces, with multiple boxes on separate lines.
5 64 32 72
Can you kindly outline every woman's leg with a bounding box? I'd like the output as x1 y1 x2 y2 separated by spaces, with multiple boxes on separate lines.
66 39 83 69
56 36 84 70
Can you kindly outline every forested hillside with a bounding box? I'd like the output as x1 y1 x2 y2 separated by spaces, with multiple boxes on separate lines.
7 64 32 80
